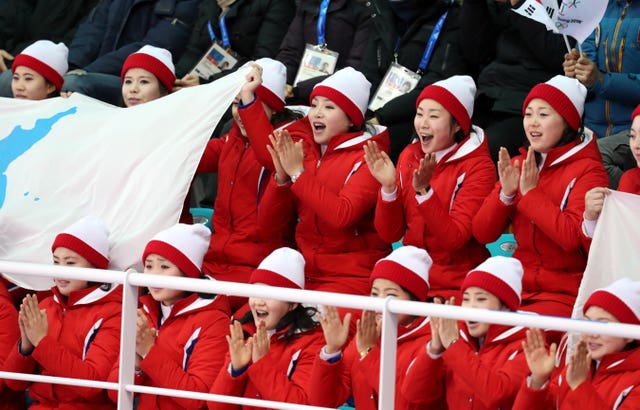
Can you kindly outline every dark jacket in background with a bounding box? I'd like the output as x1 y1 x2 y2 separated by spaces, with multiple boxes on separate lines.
0 0 98 56
461 0 573 115
175 0 295 79
361 0 467 126
277 0 372 100
68 0 199 75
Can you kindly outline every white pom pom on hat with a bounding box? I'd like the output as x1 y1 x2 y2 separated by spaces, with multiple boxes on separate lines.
416 75 476 137
522 75 586 131
584 278 640 325
142 223 211 279
461 256 524 311
52 216 110 269
310 67 371 128
370 245 432 301
121 45 176 92
250 247 305 289
13 40 69 92
254 58 287 113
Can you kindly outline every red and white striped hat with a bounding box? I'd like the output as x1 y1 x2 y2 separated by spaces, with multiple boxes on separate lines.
370 246 432 301
121 45 176 92
255 58 286 112
584 278 640 325
310 67 371 128
416 75 476 137
13 40 69 92
461 256 523 311
142 223 211 278
250 247 305 289
52 216 109 269
523 75 586 131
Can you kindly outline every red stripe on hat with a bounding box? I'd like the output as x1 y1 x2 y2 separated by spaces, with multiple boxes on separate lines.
461 270 520 311
256 85 285 113
121 53 176 92
370 259 429 301
310 85 364 128
632 104 640 122
13 54 64 92
417 85 471 137
522 83 581 131
584 290 640 325
143 240 200 278
52 233 109 269
250 269 301 289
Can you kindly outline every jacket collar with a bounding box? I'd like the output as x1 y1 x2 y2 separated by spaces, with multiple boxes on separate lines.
52 283 121 308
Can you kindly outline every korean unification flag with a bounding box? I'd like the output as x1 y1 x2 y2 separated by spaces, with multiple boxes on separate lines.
0 66 249 290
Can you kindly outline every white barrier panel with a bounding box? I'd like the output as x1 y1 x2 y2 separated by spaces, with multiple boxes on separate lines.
2 260 640 410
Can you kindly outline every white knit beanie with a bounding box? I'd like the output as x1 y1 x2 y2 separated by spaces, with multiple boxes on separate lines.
250 247 305 289
52 216 110 269
121 45 176 92
522 75 586 131
13 40 69 92
461 256 523 311
370 246 432 301
255 57 286 112
416 75 476 137
142 224 211 278
584 278 640 325
310 67 371 128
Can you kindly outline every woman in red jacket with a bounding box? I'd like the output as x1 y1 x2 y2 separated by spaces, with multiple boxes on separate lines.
122 223 231 410
3 216 121 410
239 66 391 296
209 247 325 410
472 75 609 318
514 278 640 409
0 283 22 409
402 256 529 409
190 58 301 312
364 75 496 301
308 245 442 410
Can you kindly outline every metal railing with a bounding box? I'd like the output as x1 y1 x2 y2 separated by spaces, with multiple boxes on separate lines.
1 260 640 410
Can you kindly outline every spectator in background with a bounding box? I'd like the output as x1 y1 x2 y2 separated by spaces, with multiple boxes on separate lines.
277 0 373 104
0 0 98 97
61 0 199 105
174 0 294 89
563 1 640 188
461 0 575 163
361 0 468 162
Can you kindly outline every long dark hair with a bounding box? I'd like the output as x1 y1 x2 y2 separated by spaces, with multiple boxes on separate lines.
240 304 319 343
271 107 304 126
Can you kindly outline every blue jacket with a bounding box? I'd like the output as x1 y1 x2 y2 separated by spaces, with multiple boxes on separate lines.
68 0 199 75
584 0 640 137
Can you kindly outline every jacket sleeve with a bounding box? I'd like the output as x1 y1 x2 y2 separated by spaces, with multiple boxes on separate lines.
238 97 278 171
374 188 408 243
140 312 229 409
472 182 516 244
307 351 353 407
256 178 297 242
197 136 225 173
401 345 447 405
247 338 323 405
2 342 37 392
67 0 110 69
418 159 497 251
31 310 121 399
582 29 640 106
208 357 246 410
290 158 381 230
512 379 555 410
557 379 630 410
81 0 199 74
0 295 25 394
516 161 609 252
442 340 530 409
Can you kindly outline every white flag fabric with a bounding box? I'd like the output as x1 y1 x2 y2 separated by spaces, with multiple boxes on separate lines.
0 66 248 290
568 190 640 357
513 0 608 43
